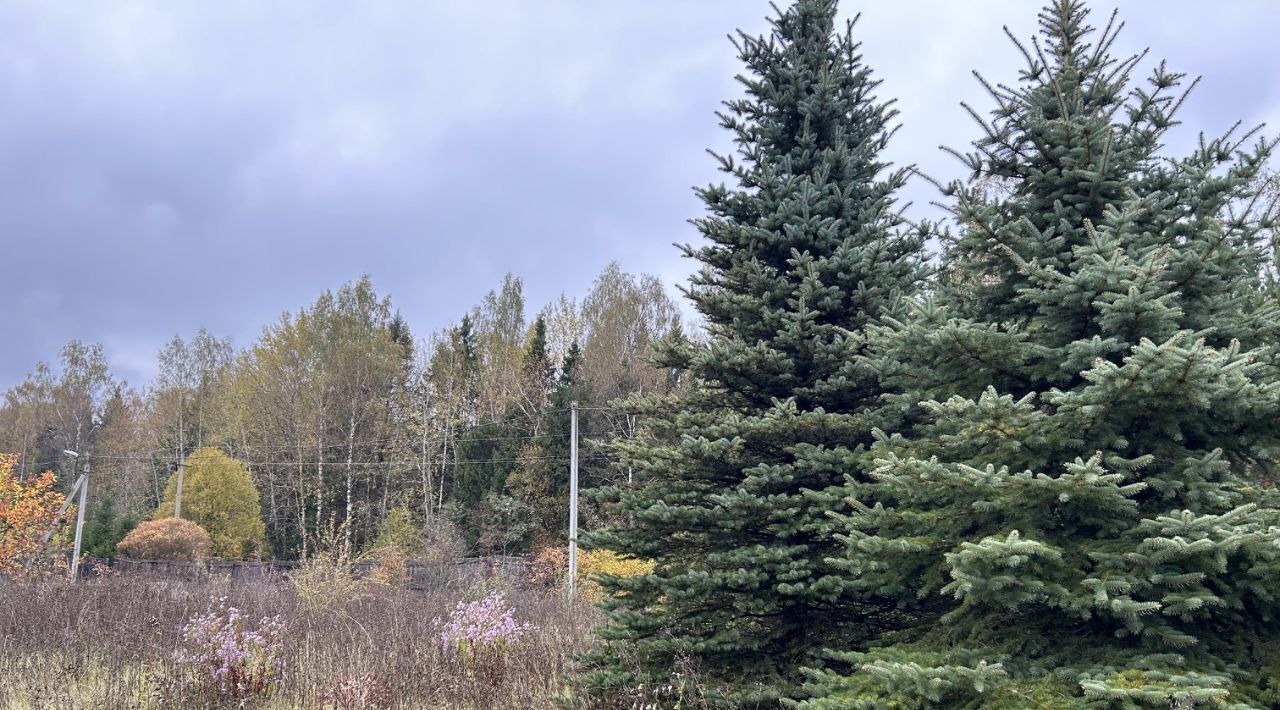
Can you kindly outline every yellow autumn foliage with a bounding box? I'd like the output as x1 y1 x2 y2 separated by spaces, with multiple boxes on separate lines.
577 548 654 602
0 453 67 576
529 546 654 600
156 448 266 560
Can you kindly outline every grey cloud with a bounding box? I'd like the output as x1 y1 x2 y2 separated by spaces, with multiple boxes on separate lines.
1 1 1277 389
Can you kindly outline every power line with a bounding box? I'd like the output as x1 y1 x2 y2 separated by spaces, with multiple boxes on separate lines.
86 453 578 467
62 426 634 462
122 406 631 456
213 426 630 454
19 438 631 476
9 403 639 476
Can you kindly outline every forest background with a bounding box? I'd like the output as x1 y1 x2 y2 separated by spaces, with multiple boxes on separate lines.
0 263 690 560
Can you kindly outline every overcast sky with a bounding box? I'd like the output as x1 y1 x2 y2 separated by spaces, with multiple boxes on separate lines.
2 1 1278 391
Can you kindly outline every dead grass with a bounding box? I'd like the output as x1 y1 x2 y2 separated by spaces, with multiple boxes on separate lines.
0 574 600 709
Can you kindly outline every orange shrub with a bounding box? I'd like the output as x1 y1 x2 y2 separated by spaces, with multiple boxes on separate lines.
116 517 213 561
0 453 67 576
366 544 410 588
528 545 568 589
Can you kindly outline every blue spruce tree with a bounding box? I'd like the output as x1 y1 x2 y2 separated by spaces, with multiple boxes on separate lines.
802 2 1280 707
583 0 926 705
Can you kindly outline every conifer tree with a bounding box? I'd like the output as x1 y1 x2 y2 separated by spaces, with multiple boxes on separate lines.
509 341 588 542
584 1 925 704
802 2 1280 707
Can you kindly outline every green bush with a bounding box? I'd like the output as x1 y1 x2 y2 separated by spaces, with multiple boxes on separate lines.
156 448 266 559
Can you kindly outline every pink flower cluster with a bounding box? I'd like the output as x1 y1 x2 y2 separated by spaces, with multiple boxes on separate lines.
176 596 287 701
437 591 534 656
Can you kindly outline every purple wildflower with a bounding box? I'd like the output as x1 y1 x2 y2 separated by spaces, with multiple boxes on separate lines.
175 596 287 701
436 590 534 657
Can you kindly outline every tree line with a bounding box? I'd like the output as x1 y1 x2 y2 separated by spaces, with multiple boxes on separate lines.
0 262 690 560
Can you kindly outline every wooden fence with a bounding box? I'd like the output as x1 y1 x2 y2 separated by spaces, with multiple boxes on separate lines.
78 555 531 590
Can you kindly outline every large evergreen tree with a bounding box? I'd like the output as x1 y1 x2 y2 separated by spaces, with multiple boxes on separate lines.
584 1 925 704
802 2 1280 707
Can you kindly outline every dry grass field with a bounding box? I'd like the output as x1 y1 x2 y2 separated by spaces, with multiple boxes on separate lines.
0 573 602 709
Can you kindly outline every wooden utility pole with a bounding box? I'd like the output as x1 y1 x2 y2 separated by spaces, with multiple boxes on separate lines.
568 401 579 597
